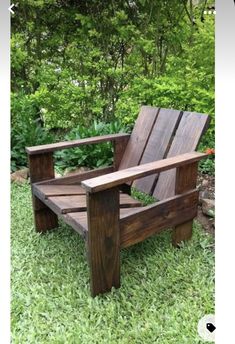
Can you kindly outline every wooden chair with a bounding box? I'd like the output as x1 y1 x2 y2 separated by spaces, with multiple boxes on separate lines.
26 106 210 297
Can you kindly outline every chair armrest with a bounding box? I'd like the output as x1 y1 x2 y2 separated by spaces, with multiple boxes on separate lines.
26 133 130 155
82 152 207 193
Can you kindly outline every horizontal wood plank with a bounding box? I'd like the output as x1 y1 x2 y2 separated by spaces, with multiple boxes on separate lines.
63 207 144 234
62 212 88 238
26 133 130 155
120 190 199 248
82 152 207 193
33 184 86 199
45 193 142 214
36 166 114 185
60 191 198 245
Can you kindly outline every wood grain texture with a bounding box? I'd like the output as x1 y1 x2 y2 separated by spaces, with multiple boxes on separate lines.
172 162 199 247
133 108 182 194
120 190 198 248
42 193 142 215
28 153 58 232
87 187 120 296
61 207 144 237
153 111 210 200
33 184 86 198
113 135 130 170
36 166 114 185
29 153 55 183
118 106 159 171
62 212 88 239
175 162 198 194
26 133 130 155
82 152 207 193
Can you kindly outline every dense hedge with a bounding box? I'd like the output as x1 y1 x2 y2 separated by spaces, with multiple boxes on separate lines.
11 0 215 172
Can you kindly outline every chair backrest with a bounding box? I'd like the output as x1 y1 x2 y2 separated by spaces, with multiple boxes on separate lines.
118 106 210 200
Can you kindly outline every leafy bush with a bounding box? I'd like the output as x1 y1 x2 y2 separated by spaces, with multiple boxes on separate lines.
115 17 215 148
11 117 128 173
11 120 53 172
11 91 55 171
199 152 215 175
54 120 129 173
11 2 215 175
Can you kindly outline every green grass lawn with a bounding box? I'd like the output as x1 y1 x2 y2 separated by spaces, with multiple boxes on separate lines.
11 183 214 344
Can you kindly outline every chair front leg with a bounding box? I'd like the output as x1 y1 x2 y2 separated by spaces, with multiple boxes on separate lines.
172 162 198 247
87 187 120 297
28 153 58 232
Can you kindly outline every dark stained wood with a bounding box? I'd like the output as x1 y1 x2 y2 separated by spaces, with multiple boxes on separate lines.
26 133 130 155
172 222 193 246
62 207 144 237
87 187 120 296
120 190 198 248
33 184 85 199
82 152 207 193
36 166 114 185
172 162 199 247
133 108 182 194
153 111 210 200
118 106 159 170
33 197 58 232
113 135 129 170
63 212 88 239
28 153 58 232
43 193 142 215
27 106 211 297
120 207 145 216
29 153 55 183
175 162 198 194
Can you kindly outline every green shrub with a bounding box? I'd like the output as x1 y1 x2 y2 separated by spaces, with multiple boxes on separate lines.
54 120 129 173
199 155 215 176
11 2 214 175
11 121 53 172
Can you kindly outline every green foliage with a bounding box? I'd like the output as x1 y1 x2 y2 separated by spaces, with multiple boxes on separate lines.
11 1 214 126
199 155 215 176
11 123 53 172
131 188 157 206
11 183 214 343
11 1 215 173
11 91 54 171
115 16 215 147
54 120 128 173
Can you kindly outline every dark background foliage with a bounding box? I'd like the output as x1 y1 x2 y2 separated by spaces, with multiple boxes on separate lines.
11 0 215 173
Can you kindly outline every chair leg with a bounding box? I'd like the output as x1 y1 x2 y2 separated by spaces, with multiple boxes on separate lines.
87 187 120 297
28 152 58 233
172 220 193 247
172 162 198 247
33 196 58 233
